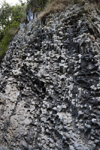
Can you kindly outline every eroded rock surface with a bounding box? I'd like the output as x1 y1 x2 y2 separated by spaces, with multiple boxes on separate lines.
0 3 100 150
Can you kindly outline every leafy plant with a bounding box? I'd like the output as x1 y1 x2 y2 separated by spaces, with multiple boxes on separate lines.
0 1 26 57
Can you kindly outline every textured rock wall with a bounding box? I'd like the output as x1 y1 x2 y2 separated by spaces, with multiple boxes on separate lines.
0 3 100 150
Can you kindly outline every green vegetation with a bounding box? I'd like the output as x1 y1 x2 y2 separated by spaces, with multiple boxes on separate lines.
0 0 51 59
0 0 49 58
27 0 49 12
0 1 26 57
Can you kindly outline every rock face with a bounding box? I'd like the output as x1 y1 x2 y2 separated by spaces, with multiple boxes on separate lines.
0 3 100 150
26 9 33 22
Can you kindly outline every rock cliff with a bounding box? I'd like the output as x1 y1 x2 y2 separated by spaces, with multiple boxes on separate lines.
0 3 100 150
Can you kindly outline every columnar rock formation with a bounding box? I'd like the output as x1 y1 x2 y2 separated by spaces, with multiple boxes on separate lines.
0 3 100 150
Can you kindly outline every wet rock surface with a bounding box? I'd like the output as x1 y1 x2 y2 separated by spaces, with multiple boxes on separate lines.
0 4 100 150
